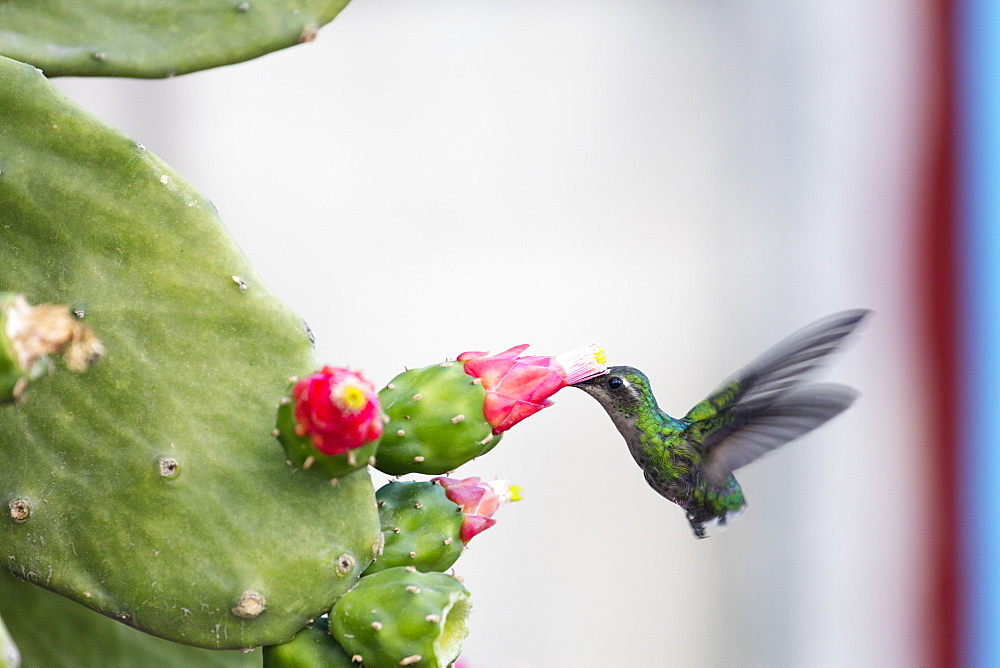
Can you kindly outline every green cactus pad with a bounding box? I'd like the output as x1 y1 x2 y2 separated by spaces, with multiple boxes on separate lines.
376 362 500 475
362 481 464 576
274 382 378 481
0 55 379 649
0 570 256 667
262 617 353 668
330 567 471 668
0 0 352 78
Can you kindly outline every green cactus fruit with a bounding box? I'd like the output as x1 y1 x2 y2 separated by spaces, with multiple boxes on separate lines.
376 362 500 475
0 55 380 649
362 481 464 576
0 570 256 667
274 378 378 481
330 567 471 668
262 617 354 668
0 292 104 403
0 0 351 78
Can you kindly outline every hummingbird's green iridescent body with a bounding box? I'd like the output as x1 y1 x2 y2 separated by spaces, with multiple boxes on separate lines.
574 310 870 538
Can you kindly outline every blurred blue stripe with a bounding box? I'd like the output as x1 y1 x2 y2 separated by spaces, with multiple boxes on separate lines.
960 2 1000 665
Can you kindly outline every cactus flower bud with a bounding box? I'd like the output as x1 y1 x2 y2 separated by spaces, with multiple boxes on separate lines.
291 367 383 455
276 367 383 479
458 342 607 433
432 476 522 543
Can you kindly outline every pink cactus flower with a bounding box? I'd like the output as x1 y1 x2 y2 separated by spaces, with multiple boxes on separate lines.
458 343 606 433
291 367 383 456
432 476 522 543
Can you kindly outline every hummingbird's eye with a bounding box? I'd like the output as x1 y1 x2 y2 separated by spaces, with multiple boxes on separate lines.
607 376 624 390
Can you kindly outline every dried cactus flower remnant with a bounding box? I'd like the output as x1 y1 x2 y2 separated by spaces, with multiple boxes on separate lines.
4 293 104 371
0 293 104 401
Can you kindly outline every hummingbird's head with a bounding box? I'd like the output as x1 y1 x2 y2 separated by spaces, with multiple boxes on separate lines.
571 365 657 416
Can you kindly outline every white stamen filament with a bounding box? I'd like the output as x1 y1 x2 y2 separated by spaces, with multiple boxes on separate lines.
555 342 608 384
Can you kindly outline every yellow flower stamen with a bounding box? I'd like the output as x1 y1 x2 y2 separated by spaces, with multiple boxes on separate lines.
331 382 368 415
487 480 522 505
593 346 607 366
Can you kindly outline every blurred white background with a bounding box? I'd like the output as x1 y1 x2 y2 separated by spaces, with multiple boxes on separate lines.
56 2 933 665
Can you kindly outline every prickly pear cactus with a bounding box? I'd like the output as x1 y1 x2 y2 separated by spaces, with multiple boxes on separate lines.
0 54 380 649
363 481 464 576
0 0 352 78
377 362 499 475
330 567 471 668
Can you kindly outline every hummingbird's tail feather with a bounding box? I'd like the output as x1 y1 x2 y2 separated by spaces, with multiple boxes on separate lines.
700 383 859 487
688 504 747 539
683 309 870 422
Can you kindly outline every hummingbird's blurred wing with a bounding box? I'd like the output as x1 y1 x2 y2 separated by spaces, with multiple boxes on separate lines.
699 384 858 486
682 308 870 423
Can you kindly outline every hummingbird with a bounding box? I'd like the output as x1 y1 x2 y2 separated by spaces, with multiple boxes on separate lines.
573 309 870 538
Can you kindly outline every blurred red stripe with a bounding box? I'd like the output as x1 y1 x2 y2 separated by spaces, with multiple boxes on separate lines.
918 1 960 665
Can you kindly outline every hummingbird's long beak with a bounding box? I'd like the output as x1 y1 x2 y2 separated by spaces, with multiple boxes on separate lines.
568 375 605 398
